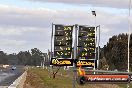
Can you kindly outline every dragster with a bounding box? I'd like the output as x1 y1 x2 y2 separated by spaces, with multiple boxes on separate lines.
76 65 132 85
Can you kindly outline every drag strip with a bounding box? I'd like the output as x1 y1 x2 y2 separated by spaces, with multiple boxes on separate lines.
0 66 25 86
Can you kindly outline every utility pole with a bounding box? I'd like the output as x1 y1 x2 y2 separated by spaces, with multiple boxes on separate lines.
128 0 131 74
127 0 131 88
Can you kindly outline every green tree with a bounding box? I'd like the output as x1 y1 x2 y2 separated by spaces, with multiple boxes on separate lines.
31 48 44 66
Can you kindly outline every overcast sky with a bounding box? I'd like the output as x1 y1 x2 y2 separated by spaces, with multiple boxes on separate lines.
0 0 132 54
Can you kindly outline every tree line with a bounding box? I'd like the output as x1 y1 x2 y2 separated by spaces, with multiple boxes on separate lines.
0 48 50 66
99 33 132 71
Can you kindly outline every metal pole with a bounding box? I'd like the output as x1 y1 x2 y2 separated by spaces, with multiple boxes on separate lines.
97 25 100 69
50 23 54 77
43 57 45 69
91 11 97 71
128 0 131 73
51 23 53 58
127 0 131 88
73 24 78 88
94 14 97 73
48 49 50 68
41 61 43 67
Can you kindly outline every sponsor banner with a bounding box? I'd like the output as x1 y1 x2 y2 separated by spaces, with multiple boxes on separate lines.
76 59 97 68
50 58 97 67
85 74 131 83
50 58 73 66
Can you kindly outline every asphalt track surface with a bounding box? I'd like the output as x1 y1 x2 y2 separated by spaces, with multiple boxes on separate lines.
0 66 25 86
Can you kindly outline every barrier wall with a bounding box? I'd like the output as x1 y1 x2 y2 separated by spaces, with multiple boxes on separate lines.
8 71 27 88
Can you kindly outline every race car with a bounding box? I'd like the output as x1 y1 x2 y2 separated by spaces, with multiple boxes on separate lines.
11 66 16 70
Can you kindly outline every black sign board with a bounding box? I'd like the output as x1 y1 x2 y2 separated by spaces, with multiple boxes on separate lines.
54 25 73 58
78 26 95 59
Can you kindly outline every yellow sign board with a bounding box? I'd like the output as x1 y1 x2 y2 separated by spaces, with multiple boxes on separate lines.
50 58 73 66
76 59 97 68
50 58 97 68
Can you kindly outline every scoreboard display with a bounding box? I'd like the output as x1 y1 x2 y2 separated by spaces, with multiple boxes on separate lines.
78 26 95 59
54 25 73 58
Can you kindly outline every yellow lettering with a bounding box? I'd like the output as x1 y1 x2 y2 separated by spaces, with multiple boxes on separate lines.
52 59 59 64
77 61 95 66
52 59 72 65
64 27 72 30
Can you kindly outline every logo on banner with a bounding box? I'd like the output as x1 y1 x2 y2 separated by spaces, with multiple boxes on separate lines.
76 59 97 68
85 74 131 83
50 58 73 66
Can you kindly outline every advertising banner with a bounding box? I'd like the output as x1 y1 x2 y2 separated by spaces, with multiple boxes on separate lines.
85 74 131 83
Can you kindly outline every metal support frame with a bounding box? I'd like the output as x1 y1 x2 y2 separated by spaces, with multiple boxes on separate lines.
97 25 100 69
49 23 54 78
51 23 98 87
51 23 54 59
73 24 78 88
93 11 97 73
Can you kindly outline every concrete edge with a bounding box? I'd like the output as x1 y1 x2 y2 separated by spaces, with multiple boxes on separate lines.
8 71 27 88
